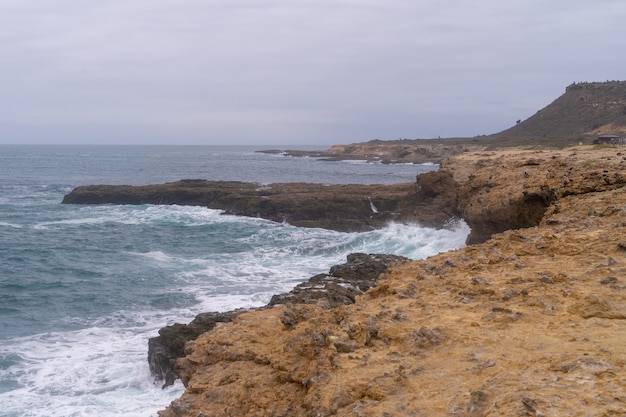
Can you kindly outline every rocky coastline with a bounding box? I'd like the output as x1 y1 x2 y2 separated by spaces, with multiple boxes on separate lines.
61 180 440 233
148 253 409 389
63 145 626 415
257 140 471 164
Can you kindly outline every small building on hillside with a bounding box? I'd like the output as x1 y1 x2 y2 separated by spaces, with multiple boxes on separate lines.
593 135 625 145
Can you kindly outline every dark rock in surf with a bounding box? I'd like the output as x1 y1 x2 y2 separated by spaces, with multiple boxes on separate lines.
61 178 459 233
148 309 248 388
148 253 408 387
268 253 409 307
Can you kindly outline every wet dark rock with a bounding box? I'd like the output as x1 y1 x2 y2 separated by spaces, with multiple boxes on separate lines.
269 253 409 308
148 253 408 387
148 309 247 388
62 180 452 232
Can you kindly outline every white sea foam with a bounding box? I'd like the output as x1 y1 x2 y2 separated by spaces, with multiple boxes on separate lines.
32 205 269 232
340 159 369 164
0 321 184 417
168 220 470 309
0 222 23 229
355 220 470 259
132 250 178 264
1 207 469 417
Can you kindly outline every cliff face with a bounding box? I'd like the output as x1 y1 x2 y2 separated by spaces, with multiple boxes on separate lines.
158 147 626 417
446 148 626 244
62 147 625 247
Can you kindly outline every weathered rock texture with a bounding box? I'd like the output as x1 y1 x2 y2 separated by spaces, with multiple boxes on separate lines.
62 147 626 247
148 253 408 388
259 142 470 164
149 309 247 388
62 180 456 233
159 147 626 417
447 148 626 244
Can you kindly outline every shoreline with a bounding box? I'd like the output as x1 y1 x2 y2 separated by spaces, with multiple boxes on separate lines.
152 145 626 416
148 253 410 388
256 141 469 164
60 175 463 237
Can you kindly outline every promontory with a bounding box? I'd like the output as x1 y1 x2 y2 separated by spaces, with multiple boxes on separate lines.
60 80 626 416
63 145 626 416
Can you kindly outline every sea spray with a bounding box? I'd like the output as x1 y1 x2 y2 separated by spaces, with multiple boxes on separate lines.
0 210 468 417
0 145 455 417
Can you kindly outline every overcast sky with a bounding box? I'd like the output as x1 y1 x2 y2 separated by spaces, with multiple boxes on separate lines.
1 0 625 145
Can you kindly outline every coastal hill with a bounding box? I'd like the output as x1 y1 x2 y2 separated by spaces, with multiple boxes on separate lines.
491 80 626 143
158 147 626 417
261 80 626 163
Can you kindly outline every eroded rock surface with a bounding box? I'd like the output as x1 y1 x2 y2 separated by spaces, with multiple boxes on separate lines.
148 310 246 388
62 180 455 232
62 148 626 247
447 148 626 244
158 147 626 417
268 253 409 308
148 253 408 387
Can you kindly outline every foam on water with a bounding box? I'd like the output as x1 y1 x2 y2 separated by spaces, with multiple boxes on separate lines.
0 222 23 229
0 213 469 417
34 205 234 229
0 323 184 417
0 145 456 417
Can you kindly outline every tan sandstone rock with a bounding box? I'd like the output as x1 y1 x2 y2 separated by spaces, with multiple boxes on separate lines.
159 146 626 417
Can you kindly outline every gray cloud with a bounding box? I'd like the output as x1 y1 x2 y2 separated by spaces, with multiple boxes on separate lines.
1 0 624 145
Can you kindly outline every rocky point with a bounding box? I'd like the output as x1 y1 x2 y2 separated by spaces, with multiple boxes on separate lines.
154 146 626 416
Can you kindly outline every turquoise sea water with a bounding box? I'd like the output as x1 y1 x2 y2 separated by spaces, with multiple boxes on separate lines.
0 145 469 417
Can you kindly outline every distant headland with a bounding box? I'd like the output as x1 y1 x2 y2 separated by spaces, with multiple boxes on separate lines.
259 80 626 164
60 81 626 416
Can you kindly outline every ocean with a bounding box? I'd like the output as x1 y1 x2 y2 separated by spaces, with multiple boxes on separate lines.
0 145 469 417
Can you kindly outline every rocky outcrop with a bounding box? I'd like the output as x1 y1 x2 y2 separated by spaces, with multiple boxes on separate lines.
268 253 409 308
259 141 471 164
444 148 626 244
63 148 626 247
148 309 247 388
148 253 408 387
493 80 626 140
158 147 626 417
62 180 455 232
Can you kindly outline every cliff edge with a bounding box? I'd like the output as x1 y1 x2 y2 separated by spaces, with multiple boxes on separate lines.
158 147 626 417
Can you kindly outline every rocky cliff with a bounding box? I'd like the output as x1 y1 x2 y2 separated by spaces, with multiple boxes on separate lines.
158 146 626 417
262 81 626 158
148 253 409 388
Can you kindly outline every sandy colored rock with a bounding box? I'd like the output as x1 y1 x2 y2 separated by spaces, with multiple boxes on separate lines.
158 146 626 417
446 147 626 243
148 253 408 387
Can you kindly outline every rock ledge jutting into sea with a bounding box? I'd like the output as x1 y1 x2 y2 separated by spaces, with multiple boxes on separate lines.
154 146 626 417
61 175 465 237
148 253 409 388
